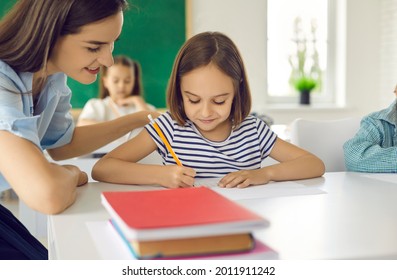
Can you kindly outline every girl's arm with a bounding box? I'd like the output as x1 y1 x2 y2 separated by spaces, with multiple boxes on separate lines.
0 131 87 214
47 110 159 160
261 138 325 181
92 129 196 188
219 138 325 188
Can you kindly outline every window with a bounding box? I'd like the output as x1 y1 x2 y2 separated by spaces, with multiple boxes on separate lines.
266 0 335 104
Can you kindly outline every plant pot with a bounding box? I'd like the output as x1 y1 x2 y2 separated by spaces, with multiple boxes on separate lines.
299 90 311 105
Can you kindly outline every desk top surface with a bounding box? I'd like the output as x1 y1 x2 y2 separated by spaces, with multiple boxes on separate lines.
48 172 397 260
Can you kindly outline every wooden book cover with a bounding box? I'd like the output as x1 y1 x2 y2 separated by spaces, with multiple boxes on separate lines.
101 187 268 241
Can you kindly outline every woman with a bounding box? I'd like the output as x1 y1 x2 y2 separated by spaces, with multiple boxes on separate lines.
0 0 156 259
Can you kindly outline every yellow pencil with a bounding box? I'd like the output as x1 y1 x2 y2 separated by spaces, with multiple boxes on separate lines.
148 114 183 166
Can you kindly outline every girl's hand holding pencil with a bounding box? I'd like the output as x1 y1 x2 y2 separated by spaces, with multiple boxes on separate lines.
148 114 196 187
158 165 196 188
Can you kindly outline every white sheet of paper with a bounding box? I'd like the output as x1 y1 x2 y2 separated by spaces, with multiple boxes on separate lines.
195 178 326 201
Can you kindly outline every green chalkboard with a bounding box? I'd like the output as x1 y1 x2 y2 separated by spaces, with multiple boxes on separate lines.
0 1 15 20
0 0 186 109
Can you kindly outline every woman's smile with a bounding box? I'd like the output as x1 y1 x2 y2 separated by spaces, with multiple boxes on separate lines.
85 67 100 75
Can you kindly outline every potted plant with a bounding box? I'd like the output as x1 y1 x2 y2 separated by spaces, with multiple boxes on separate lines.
288 17 322 105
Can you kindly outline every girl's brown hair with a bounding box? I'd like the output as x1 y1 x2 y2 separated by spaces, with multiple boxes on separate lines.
166 31 252 127
99 55 144 99
0 0 128 74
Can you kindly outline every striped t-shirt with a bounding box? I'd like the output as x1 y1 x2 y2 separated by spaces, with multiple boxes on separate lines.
145 112 277 178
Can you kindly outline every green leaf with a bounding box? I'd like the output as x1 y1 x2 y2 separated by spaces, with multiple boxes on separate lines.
294 77 317 92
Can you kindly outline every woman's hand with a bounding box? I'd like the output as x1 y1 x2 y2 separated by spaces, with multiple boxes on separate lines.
62 164 88 187
77 171 89 186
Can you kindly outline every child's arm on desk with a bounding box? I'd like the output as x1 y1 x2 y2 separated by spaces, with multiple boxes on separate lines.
218 138 325 188
92 129 196 188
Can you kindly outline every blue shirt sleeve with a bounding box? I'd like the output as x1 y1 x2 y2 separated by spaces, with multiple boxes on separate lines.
0 71 74 150
0 72 41 147
39 75 74 150
343 116 397 172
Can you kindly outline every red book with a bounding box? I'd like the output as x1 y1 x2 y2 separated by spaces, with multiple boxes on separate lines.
101 187 269 241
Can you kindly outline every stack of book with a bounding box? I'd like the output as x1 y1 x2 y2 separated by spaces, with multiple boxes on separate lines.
101 186 277 259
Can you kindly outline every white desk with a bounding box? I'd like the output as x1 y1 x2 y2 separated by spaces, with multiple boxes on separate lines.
48 172 397 260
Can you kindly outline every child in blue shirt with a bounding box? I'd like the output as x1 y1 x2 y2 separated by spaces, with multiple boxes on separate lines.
344 86 397 172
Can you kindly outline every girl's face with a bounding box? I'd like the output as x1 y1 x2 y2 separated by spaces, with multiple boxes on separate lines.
47 12 123 84
180 63 235 141
103 64 135 102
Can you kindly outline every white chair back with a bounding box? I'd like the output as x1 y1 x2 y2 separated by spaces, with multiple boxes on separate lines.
290 117 361 172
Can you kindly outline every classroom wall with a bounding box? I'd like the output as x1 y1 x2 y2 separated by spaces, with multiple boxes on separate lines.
189 0 267 112
189 0 385 124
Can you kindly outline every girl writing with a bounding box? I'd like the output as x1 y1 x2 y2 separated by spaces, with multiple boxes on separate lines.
92 32 325 189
